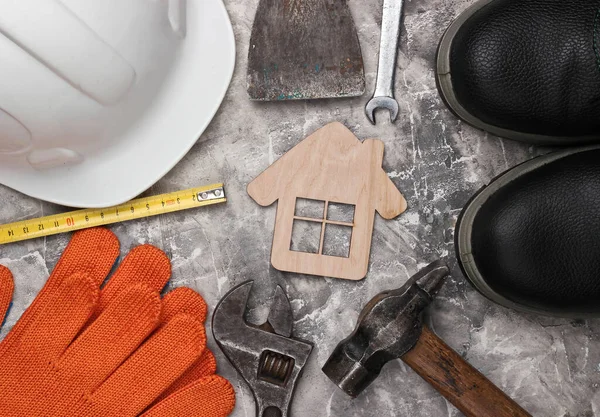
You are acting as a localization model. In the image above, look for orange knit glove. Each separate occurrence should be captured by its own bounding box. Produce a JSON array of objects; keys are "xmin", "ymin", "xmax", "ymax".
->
[{"xmin": 0, "ymin": 228, "xmax": 235, "ymax": 417}]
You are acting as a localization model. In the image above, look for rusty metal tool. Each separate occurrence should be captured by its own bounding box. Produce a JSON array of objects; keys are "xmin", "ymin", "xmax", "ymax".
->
[
  {"xmin": 247, "ymin": 0, "xmax": 365, "ymax": 101},
  {"xmin": 322, "ymin": 261, "xmax": 532, "ymax": 417},
  {"xmin": 365, "ymin": 0, "xmax": 405, "ymax": 124},
  {"xmin": 212, "ymin": 281, "xmax": 313, "ymax": 417}
]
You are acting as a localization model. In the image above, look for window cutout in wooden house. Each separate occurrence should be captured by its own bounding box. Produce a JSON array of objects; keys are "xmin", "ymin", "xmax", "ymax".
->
[
  {"xmin": 322, "ymin": 224, "xmax": 352, "ymax": 258},
  {"xmin": 290, "ymin": 219, "xmax": 322, "ymax": 254},
  {"xmin": 294, "ymin": 198, "xmax": 325, "ymax": 219},
  {"xmin": 327, "ymin": 202, "xmax": 355, "ymax": 223}
]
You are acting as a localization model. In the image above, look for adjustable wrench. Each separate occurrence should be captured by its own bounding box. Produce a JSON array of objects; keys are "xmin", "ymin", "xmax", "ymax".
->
[
  {"xmin": 365, "ymin": 0, "xmax": 405, "ymax": 124},
  {"xmin": 212, "ymin": 281, "xmax": 313, "ymax": 417}
]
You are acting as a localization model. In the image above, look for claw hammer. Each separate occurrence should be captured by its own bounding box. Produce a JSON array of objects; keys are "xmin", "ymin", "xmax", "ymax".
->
[{"xmin": 322, "ymin": 261, "xmax": 531, "ymax": 417}]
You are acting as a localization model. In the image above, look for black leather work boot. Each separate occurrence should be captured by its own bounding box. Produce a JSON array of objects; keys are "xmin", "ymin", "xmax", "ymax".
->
[
  {"xmin": 437, "ymin": 0, "xmax": 600, "ymax": 145},
  {"xmin": 455, "ymin": 146, "xmax": 600, "ymax": 317}
]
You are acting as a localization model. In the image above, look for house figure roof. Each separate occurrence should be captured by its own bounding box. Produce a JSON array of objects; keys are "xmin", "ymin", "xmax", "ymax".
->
[{"xmin": 248, "ymin": 122, "xmax": 406, "ymax": 280}]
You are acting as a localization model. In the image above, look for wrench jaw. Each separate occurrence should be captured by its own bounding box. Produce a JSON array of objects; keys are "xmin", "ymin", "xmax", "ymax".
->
[
  {"xmin": 212, "ymin": 281, "xmax": 314, "ymax": 417},
  {"xmin": 365, "ymin": 96, "xmax": 400, "ymax": 125},
  {"xmin": 212, "ymin": 281, "xmax": 254, "ymax": 327},
  {"xmin": 266, "ymin": 285, "xmax": 293, "ymax": 338}
]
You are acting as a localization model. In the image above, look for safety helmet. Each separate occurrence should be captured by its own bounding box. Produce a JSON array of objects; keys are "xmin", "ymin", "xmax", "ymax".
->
[{"xmin": 0, "ymin": 0, "xmax": 235, "ymax": 207}]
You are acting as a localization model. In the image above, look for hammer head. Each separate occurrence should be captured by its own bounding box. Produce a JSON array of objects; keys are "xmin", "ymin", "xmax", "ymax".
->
[{"xmin": 322, "ymin": 260, "xmax": 449, "ymax": 398}]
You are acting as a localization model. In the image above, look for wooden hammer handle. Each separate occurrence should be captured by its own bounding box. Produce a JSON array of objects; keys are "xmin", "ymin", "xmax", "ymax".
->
[{"xmin": 401, "ymin": 326, "xmax": 531, "ymax": 417}]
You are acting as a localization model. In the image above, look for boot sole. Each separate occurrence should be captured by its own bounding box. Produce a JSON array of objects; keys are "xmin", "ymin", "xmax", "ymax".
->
[
  {"xmin": 436, "ymin": 0, "xmax": 600, "ymax": 146},
  {"xmin": 455, "ymin": 145, "xmax": 600, "ymax": 317}
]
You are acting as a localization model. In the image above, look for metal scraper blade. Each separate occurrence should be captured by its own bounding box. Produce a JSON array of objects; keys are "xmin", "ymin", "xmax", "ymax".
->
[{"xmin": 247, "ymin": 0, "xmax": 366, "ymax": 101}]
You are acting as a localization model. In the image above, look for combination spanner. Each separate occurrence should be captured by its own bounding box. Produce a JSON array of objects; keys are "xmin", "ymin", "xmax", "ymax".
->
[{"xmin": 365, "ymin": 0, "xmax": 405, "ymax": 124}]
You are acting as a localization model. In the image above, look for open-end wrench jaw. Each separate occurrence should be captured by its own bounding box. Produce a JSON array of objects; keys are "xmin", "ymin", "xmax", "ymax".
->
[
  {"xmin": 212, "ymin": 281, "xmax": 313, "ymax": 417},
  {"xmin": 365, "ymin": 96, "xmax": 400, "ymax": 125},
  {"xmin": 365, "ymin": 0, "xmax": 405, "ymax": 125}
]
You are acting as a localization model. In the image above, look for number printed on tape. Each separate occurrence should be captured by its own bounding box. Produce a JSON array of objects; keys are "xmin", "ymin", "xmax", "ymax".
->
[{"xmin": 0, "ymin": 184, "xmax": 226, "ymax": 245}]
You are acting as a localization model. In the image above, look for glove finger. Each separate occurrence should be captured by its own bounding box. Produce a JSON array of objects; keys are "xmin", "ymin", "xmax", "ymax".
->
[
  {"xmin": 141, "ymin": 375, "xmax": 235, "ymax": 417},
  {"xmin": 81, "ymin": 313, "xmax": 206, "ymax": 416},
  {"xmin": 7, "ymin": 272, "xmax": 98, "ymax": 357},
  {"xmin": 95, "ymin": 245, "xmax": 171, "ymax": 318},
  {"xmin": 57, "ymin": 284, "xmax": 161, "ymax": 392},
  {"xmin": 151, "ymin": 287, "xmax": 214, "ymax": 405},
  {"xmin": 48, "ymin": 227, "xmax": 120, "ymax": 288},
  {"xmin": 0, "ymin": 228, "xmax": 118, "ymax": 354},
  {"xmin": 155, "ymin": 348, "xmax": 217, "ymax": 405},
  {"xmin": 0, "ymin": 265, "xmax": 14, "ymax": 329},
  {"xmin": 161, "ymin": 287, "xmax": 207, "ymax": 324},
  {"xmin": 0, "ymin": 272, "xmax": 98, "ymax": 394}
]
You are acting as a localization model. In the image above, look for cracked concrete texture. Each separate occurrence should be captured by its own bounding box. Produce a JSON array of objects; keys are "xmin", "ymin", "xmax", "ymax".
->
[{"xmin": 0, "ymin": 0, "xmax": 598, "ymax": 415}]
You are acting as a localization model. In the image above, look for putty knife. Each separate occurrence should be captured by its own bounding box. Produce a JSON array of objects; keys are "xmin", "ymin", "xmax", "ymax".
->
[{"xmin": 247, "ymin": 0, "xmax": 365, "ymax": 101}]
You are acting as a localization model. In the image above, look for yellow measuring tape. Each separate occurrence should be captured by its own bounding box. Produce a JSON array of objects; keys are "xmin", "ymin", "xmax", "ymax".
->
[{"xmin": 0, "ymin": 183, "xmax": 226, "ymax": 245}]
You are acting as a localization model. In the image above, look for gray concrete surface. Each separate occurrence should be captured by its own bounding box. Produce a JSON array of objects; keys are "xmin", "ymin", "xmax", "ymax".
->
[{"xmin": 1, "ymin": 0, "xmax": 598, "ymax": 415}]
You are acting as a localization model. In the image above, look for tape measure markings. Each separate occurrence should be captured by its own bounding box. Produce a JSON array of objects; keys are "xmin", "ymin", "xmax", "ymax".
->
[{"xmin": 0, "ymin": 183, "xmax": 226, "ymax": 245}]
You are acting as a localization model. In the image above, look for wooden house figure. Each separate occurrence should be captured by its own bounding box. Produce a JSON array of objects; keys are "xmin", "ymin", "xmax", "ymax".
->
[{"xmin": 247, "ymin": 122, "xmax": 407, "ymax": 280}]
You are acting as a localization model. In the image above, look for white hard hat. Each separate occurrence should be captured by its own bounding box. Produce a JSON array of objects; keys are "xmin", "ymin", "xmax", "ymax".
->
[{"xmin": 0, "ymin": 0, "xmax": 235, "ymax": 208}]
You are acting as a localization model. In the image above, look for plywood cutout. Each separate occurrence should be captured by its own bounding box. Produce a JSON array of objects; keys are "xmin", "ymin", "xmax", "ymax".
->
[{"xmin": 247, "ymin": 122, "xmax": 407, "ymax": 280}]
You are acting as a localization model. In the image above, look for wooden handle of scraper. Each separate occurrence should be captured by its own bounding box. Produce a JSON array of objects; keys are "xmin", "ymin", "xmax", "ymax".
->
[{"xmin": 401, "ymin": 326, "xmax": 531, "ymax": 417}]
